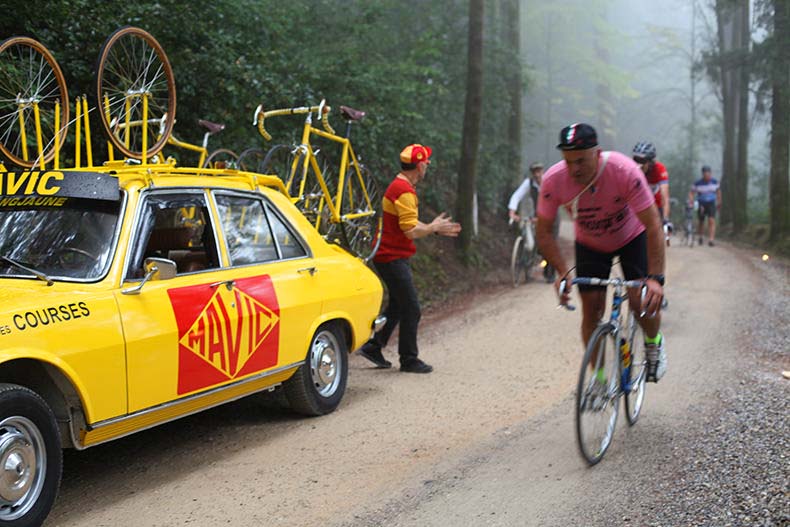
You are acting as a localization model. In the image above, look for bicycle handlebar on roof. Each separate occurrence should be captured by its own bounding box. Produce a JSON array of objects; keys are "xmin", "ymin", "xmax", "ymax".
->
[{"xmin": 252, "ymin": 100, "xmax": 335, "ymax": 141}]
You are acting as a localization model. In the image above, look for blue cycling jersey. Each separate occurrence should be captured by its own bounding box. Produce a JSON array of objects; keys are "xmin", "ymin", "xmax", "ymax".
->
[{"xmin": 692, "ymin": 178, "xmax": 719, "ymax": 203}]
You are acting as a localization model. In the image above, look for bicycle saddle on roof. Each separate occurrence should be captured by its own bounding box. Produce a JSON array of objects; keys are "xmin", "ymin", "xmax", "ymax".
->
[
  {"xmin": 198, "ymin": 120, "xmax": 225, "ymax": 134},
  {"xmin": 340, "ymin": 106, "xmax": 365, "ymax": 122}
]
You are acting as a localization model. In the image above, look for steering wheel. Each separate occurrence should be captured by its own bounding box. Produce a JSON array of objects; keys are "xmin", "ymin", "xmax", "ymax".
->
[{"xmin": 58, "ymin": 247, "xmax": 100, "ymax": 268}]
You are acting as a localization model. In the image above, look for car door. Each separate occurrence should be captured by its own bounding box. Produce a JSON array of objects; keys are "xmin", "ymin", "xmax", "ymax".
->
[
  {"xmin": 115, "ymin": 189, "xmax": 238, "ymax": 413},
  {"xmin": 211, "ymin": 191, "xmax": 323, "ymax": 368}
]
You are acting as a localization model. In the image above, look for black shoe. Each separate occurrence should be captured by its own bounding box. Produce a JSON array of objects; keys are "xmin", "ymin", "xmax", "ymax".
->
[
  {"xmin": 399, "ymin": 359, "xmax": 433, "ymax": 374},
  {"xmin": 357, "ymin": 343, "xmax": 391, "ymax": 369},
  {"xmin": 708, "ymin": 240, "xmax": 715, "ymax": 247},
  {"xmin": 698, "ymin": 236, "xmax": 703, "ymax": 245}
]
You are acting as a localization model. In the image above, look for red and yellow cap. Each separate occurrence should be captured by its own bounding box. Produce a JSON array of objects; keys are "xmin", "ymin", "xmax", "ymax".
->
[{"xmin": 400, "ymin": 144, "xmax": 432, "ymax": 165}]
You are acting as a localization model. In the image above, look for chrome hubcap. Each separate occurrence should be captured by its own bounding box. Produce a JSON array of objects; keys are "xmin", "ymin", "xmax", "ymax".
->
[
  {"xmin": 310, "ymin": 331, "xmax": 342, "ymax": 398},
  {"xmin": 0, "ymin": 417, "xmax": 46, "ymax": 520}
]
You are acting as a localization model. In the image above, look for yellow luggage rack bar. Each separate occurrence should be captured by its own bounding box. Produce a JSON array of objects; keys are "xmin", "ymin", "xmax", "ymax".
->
[{"xmin": 58, "ymin": 164, "xmax": 289, "ymax": 196}]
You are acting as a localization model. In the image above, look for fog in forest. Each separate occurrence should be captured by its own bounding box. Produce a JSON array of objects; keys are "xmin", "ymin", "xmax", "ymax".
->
[{"xmin": 520, "ymin": 0, "xmax": 769, "ymax": 198}]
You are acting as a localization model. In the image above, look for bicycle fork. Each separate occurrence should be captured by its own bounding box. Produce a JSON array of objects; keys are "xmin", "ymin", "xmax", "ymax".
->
[{"xmin": 611, "ymin": 293, "xmax": 633, "ymax": 394}]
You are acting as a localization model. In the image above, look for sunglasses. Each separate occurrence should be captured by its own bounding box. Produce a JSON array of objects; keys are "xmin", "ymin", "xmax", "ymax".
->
[{"xmin": 633, "ymin": 156, "xmax": 649, "ymax": 164}]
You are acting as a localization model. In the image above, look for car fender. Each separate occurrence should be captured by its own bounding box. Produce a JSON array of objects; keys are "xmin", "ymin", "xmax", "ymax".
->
[{"xmin": 0, "ymin": 348, "xmax": 92, "ymax": 423}]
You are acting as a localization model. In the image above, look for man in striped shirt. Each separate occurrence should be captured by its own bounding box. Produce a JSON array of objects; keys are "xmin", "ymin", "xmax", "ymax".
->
[
  {"xmin": 688, "ymin": 165, "xmax": 722, "ymax": 246},
  {"xmin": 357, "ymin": 144, "xmax": 461, "ymax": 373}
]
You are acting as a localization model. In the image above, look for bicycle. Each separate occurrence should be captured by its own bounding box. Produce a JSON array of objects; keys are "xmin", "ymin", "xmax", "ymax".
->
[
  {"xmin": 154, "ymin": 115, "xmax": 239, "ymax": 169},
  {"xmin": 558, "ymin": 276, "xmax": 648, "ymax": 465},
  {"xmin": 682, "ymin": 204, "xmax": 696, "ymax": 247},
  {"xmin": 510, "ymin": 217, "xmax": 540, "ymax": 286},
  {"xmin": 241, "ymin": 100, "xmax": 382, "ymax": 261},
  {"xmin": 0, "ymin": 36, "xmax": 69, "ymax": 168}
]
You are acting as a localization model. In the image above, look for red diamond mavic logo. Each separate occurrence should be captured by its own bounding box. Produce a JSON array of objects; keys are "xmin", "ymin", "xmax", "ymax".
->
[{"xmin": 168, "ymin": 275, "xmax": 280, "ymax": 395}]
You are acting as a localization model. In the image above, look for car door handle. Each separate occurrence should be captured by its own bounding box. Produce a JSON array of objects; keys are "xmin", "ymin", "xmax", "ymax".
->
[
  {"xmin": 210, "ymin": 279, "xmax": 235, "ymax": 290},
  {"xmin": 297, "ymin": 267, "xmax": 318, "ymax": 276}
]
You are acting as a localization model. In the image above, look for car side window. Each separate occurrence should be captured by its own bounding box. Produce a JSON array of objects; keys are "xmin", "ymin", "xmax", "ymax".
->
[
  {"xmin": 265, "ymin": 203, "xmax": 307, "ymax": 259},
  {"xmin": 215, "ymin": 194, "xmax": 278, "ymax": 265},
  {"xmin": 128, "ymin": 193, "xmax": 220, "ymax": 278}
]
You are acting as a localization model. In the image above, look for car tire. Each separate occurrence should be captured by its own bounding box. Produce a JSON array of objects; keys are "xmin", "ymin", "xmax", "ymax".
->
[
  {"xmin": 0, "ymin": 384, "xmax": 62, "ymax": 527},
  {"xmin": 284, "ymin": 323, "xmax": 348, "ymax": 416}
]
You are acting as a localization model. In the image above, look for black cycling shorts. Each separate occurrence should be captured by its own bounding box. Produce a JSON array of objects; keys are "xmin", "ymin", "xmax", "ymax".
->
[
  {"xmin": 698, "ymin": 201, "xmax": 716, "ymax": 220},
  {"xmin": 574, "ymin": 231, "xmax": 647, "ymax": 291}
]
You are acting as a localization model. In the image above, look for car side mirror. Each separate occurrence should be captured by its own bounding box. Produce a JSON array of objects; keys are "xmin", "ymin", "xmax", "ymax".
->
[
  {"xmin": 121, "ymin": 257, "xmax": 177, "ymax": 295},
  {"xmin": 145, "ymin": 257, "xmax": 177, "ymax": 280}
]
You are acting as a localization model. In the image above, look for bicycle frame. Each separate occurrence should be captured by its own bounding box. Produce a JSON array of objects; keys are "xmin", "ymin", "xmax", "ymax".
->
[
  {"xmin": 561, "ymin": 276, "xmax": 645, "ymax": 392},
  {"xmin": 255, "ymin": 102, "xmax": 376, "ymax": 229}
]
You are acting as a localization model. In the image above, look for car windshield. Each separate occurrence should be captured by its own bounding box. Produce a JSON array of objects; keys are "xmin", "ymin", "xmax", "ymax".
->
[{"xmin": 0, "ymin": 199, "xmax": 122, "ymax": 281}]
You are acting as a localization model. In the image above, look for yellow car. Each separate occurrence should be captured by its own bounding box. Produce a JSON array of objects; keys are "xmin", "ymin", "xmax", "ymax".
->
[{"xmin": 0, "ymin": 165, "xmax": 383, "ymax": 526}]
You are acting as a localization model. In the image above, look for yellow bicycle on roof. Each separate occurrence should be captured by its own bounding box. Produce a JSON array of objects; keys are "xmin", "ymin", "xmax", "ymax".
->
[{"xmin": 239, "ymin": 100, "xmax": 382, "ymax": 262}]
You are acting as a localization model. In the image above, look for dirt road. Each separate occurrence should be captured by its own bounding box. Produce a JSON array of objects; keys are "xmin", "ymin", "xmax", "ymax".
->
[{"xmin": 46, "ymin": 239, "xmax": 787, "ymax": 526}]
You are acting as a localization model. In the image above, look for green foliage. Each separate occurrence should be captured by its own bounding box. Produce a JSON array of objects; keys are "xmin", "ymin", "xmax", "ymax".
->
[{"xmin": 2, "ymin": 0, "xmax": 501, "ymax": 214}]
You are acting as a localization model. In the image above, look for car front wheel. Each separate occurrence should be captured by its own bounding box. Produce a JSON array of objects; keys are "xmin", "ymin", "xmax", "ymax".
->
[
  {"xmin": 0, "ymin": 384, "xmax": 62, "ymax": 527},
  {"xmin": 284, "ymin": 323, "xmax": 348, "ymax": 416}
]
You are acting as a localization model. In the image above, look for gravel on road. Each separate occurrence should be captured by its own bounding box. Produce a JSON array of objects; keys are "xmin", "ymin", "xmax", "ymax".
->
[{"xmin": 575, "ymin": 251, "xmax": 789, "ymax": 527}]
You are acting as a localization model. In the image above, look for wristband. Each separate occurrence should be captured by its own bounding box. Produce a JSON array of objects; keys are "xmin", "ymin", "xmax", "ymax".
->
[{"xmin": 646, "ymin": 274, "xmax": 665, "ymax": 286}]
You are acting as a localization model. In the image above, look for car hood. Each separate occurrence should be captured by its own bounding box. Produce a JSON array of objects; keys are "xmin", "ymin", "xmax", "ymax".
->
[{"xmin": 0, "ymin": 280, "xmax": 99, "ymax": 315}]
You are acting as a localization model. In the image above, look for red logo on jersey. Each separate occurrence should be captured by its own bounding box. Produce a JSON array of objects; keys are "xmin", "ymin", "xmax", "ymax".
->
[{"xmin": 168, "ymin": 275, "xmax": 280, "ymax": 394}]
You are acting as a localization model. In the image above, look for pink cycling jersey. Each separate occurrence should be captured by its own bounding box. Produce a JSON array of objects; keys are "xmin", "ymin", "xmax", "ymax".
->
[{"xmin": 537, "ymin": 151, "xmax": 655, "ymax": 253}]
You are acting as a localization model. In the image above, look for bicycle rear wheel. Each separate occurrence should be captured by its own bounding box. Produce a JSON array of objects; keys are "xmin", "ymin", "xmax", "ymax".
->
[
  {"xmin": 203, "ymin": 148, "xmax": 239, "ymax": 169},
  {"xmin": 338, "ymin": 164, "xmax": 382, "ymax": 262},
  {"xmin": 0, "ymin": 37, "xmax": 69, "ymax": 168},
  {"xmin": 511, "ymin": 236, "xmax": 525, "ymax": 287},
  {"xmin": 95, "ymin": 26, "xmax": 176, "ymax": 159},
  {"xmin": 576, "ymin": 322, "xmax": 620, "ymax": 465},
  {"xmin": 623, "ymin": 311, "xmax": 646, "ymax": 425}
]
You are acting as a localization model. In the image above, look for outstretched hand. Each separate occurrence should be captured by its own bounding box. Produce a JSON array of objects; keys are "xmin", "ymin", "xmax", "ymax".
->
[{"xmin": 431, "ymin": 212, "xmax": 462, "ymax": 237}]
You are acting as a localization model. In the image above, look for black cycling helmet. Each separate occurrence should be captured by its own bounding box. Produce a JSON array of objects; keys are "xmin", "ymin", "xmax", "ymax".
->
[
  {"xmin": 701, "ymin": 165, "xmax": 712, "ymax": 173},
  {"xmin": 632, "ymin": 141, "xmax": 657, "ymax": 161}
]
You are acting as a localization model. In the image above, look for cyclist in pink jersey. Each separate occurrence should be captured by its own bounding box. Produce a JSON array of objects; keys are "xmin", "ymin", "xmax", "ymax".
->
[{"xmin": 536, "ymin": 123, "xmax": 667, "ymax": 382}]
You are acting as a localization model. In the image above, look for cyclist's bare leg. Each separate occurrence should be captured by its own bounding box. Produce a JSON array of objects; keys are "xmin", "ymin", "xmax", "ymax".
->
[
  {"xmin": 580, "ymin": 289, "xmax": 607, "ymax": 371},
  {"xmin": 580, "ymin": 289, "xmax": 607, "ymax": 345},
  {"xmin": 627, "ymin": 288, "xmax": 661, "ymax": 339},
  {"xmin": 708, "ymin": 216, "xmax": 716, "ymax": 242}
]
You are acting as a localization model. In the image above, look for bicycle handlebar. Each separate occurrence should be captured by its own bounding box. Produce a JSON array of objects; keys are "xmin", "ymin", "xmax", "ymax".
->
[
  {"xmin": 253, "ymin": 101, "xmax": 335, "ymax": 141},
  {"xmin": 558, "ymin": 277, "xmax": 647, "ymax": 312}
]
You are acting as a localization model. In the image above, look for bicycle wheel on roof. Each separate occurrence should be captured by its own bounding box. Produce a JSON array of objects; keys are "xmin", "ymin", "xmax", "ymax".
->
[
  {"xmin": 0, "ymin": 37, "xmax": 69, "ymax": 168},
  {"xmin": 95, "ymin": 26, "xmax": 176, "ymax": 160}
]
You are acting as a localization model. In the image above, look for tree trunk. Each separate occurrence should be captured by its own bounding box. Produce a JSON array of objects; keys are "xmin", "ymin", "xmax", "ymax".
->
[
  {"xmin": 505, "ymin": 0, "xmax": 522, "ymax": 189},
  {"xmin": 734, "ymin": 0, "xmax": 750, "ymax": 232},
  {"xmin": 456, "ymin": 0, "xmax": 484, "ymax": 256},
  {"xmin": 715, "ymin": 0, "xmax": 750, "ymax": 229},
  {"xmin": 770, "ymin": 0, "xmax": 790, "ymax": 242}
]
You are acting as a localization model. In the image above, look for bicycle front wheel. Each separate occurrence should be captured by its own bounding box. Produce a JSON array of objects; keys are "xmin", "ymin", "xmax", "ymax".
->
[
  {"xmin": 576, "ymin": 322, "xmax": 620, "ymax": 465},
  {"xmin": 511, "ymin": 236, "xmax": 525, "ymax": 287},
  {"xmin": 623, "ymin": 311, "xmax": 646, "ymax": 425},
  {"xmin": 203, "ymin": 148, "xmax": 239, "ymax": 169},
  {"xmin": 237, "ymin": 147, "xmax": 267, "ymax": 173},
  {"xmin": 95, "ymin": 26, "xmax": 176, "ymax": 159},
  {"xmin": 0, "ymin": 37, "xmax": 69, "ymax": 168},
  {"xmin": 339, "ymin": 165, "xmax": 382, "ymax": 262}
]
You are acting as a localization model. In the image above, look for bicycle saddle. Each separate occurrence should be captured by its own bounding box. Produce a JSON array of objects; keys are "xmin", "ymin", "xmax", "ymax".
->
[
  {"xmin": 340, "ymin": 106, "xmax": 366, "ymax": 122},
  {"xmin": 198, "ymin": 120, "xmax": 226, "ymax": 134}
]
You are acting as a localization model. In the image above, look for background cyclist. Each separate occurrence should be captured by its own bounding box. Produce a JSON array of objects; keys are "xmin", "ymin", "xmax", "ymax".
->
[
  {"xmin": 508, "ymin": 162, "xmax": 557, "ymax": 281},
  {"xmin": 536, "ymin": 123, "xmax": 667, "ymax": 382},
  {"xmin": 689, "ymin": 165, "xmax": 721, "ymax": 246},
  {"xmin": 632, "ymin": 141, "xmax": 672, "ymax": 240}
]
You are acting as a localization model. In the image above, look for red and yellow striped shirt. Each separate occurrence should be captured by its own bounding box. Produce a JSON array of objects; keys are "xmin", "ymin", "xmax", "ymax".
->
[{"xmin": 374, "ymin": 175, "xmax": 419, "ymax": 263}]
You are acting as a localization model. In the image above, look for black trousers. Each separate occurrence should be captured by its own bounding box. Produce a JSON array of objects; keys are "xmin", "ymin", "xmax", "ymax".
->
[{"xmin": 369, "ymin": 258, "xmax": 421, "ymax": 364}]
